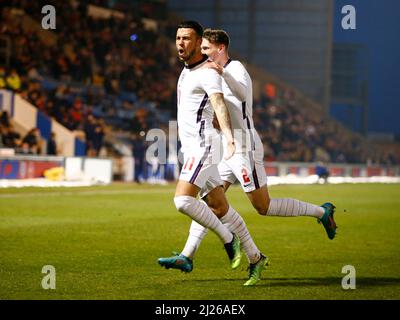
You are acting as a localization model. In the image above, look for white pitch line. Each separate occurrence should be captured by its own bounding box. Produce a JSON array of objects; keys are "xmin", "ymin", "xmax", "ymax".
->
[{"xmin": 0, "ymin": 188, "xmax": 173, "ymax": 199}]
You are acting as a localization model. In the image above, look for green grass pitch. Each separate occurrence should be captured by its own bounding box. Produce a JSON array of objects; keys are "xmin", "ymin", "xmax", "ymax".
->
[{"xmin": 0, "ymin": 183, "xmax": 399, "ymax": 300}]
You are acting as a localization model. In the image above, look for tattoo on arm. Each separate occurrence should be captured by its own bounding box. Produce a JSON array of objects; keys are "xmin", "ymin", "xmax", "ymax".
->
[{"xmin": 209, "ymin": 93, "xmax": 234, "ymax": 141}]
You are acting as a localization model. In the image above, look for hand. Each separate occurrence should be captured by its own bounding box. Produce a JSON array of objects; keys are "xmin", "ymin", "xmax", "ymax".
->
[
  {"xmin": 224, "ymin": 140, "xmax": 235, "ymax": 160},
  {"xmin": 204, "ymin": 60, "xmax": 223, "ymax": 75}
]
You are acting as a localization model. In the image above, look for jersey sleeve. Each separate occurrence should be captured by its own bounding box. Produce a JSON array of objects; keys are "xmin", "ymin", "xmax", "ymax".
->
[
  {"xmin": 222, "ymin": 62, "xmax": 247, "ymax": 102},
  {"xmin": 200, "ymin": 68, "xmax": 223, "ymax": 96}
]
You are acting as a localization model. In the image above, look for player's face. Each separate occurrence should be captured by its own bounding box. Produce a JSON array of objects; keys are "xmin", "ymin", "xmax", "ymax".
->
[
  {"xmin": 176, "ymin": 28, "xmax": 201, "ymax": 63},
  {"xmin": 201, "ymin": 39, "xmax": 221, "ymax": 63}
]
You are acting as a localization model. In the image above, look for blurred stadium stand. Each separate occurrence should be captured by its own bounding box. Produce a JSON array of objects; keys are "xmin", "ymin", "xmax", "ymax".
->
[{"xmin": 0, "ymin": 0, "xmax": 399, "ymax": 183}]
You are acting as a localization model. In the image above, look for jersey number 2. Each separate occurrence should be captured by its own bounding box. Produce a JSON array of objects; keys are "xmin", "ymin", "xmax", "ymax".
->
[{"xmin": 242, "ymin": 168, "xmax": 251, "ymax": 183}]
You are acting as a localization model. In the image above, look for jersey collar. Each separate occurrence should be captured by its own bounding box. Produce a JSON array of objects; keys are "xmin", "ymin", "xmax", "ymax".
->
[
  {"xmin": 185, "ymin": 55, "xmax": 208, "ymax": 69},
  {"xmin": 224, "ymin": 58, "xmax": 232, "ymax": 68}
]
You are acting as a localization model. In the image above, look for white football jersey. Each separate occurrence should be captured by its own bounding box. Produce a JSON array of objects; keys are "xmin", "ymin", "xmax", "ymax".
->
[
  {"xmin": 177, "ymin": 56, "xmax": 222, "ymax": 152},
  {"xmin": 221, "ymin": 59, "xmax": 263, "ymax": 153}
]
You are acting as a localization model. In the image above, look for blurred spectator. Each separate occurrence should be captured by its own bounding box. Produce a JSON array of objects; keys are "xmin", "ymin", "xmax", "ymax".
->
[
  {"xmin": 316, "ymin": 162, "xmax": 330, "ymax": 183},
  {"xmin": 69, "ymin": 97, "xmax": 84, "ymax": 129},
  {"xmin": 0, "ymin": 125, "xmax": 5, "ymax": 148},
  {"xmin": 91, "ymin": 119, "xmax": 105, "ymax": 156},
  {"xmin": 84, "ymin": 115, "xmax": 105, "ymax": 156},
  {"xmin": 47, "ymin": 132, "xmax": 58, "ymax": 155},
  {"xmin": 6, "ymin": 68, "xmax": 21, "ymax": 92},
  {"xmin": 0, "ymin": 67, "xmax": 6, "ymax": 89},
  {"xmin": 27, "ymin": 62, "xmax": 44, "ymax": 81},
  {"xmin": 0, "ymin": 110, "xmax": 10, "ymax": 127},
  {"xmin": 21, "ymin": 128, "xmax": 41, "ymax": 154},
  {"xmin": 2, "ymin": 124, "xmax": 21, "ymax": 148},
  {"xmin": 17, "ymin": 142, "xmax": 32, "ymax": 155},
  {"xmin": 132, "ymin": 133, "xmax": 146, "ymax": 183}
]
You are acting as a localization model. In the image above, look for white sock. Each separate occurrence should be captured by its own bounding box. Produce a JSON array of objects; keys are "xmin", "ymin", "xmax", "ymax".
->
[
  {"xmin": 220, "ymin": 206, "xmax": 261, "ymax": 264},
  {"xmin": 181, "ymin": 220, "xmax": 208, "ymax": 259},
  {"xmin": 267, "ymin": 198, "xmax": 324, "ymax": 218},
  {"xmin": 174, "ymin": 195, "xmax": 233, "ymax": 244}
]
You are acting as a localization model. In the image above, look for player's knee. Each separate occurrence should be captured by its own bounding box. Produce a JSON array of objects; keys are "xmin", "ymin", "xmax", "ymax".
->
[
  {"xmin": 204, "ymin": 200, "xmax": 218, "ymax": 216},
  {"xmin": 202, "ymin": 193, "xmax": 227, "ymax": 218},
  {"xmin": 212, "ymin": 203, "xmax": 229, "ymax": 218},
  {"xmin": 202, "ymin": 198, "xmax": 218, "ymax": 216},
  {"xmin": 253, "ymin": 199, "xmax": 270, "ymax": 216},
  {"xmin": 254, "ymin": 205, "xmax": 267, "ymax": 216},
  {"xmin": 174, "ymin": 195, "xmax": 195, "ymax": 214}
]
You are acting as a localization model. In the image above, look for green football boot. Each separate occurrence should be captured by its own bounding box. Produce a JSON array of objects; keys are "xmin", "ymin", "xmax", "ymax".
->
[
  {"xmin": 318, "ymin": 202, "xmax": 337, "ymax": 240},
  {"xmin": 224, "ymin": 233, "xmax": 242, "ymax": 270},
  {"xmin": 157, "ymin": 252, "xmax": 193, "ymax": 273},
  {"xmin": 244, "ymin": 253, "xmax": 269, "ymax": 286}
]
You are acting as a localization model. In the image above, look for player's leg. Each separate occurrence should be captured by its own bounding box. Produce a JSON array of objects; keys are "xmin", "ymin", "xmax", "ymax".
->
[
  {"xmin": 176, "ymin": 176, "xmax": 242, "ymax": 269},
  {"xmin": 170, "ymin": 162, "xmax": 242, "ymax": 269},
  {"xmin": 159, "ymin": 180, "xmax": 240, "ymax": 271},
  {"xmin": 180, "ymin": 217, "xmax": 209, "ymax": 261},
  {"xmin": 177, "ymin": 179, "xmax": 232, "ymax": 265},
  {"xmin": 250, "ymin": 185, "xmax": 324, "ymax": 218},
  {"xmin": 174, "ymin": 179, "xmax": 238, "ymax": 248},
  {"xmin": 177, "ymin": 180, "xmax": 231, "ymax": 264},
  {"xmin": 203, "ymin": 185, "xmax": 262, "ymax": 266},
  {"xmin": 243, "ymin": 148, "xmax": 337, "ymax": 239},
  {"xmin": 159, "ymin": 148, "xmax": 240, "ymax": 271},
  {"xmin": 217, "ymin": 155, "xmax": 269, "ymax": 285},
  {"xmin": 178, "ymin": 176, "xmax": 225, "ymax": 262},
  {"xmin": 222, "ymin": 180, "xmax": 232, "ymax": 192},
  {"xmin": 247, "ymin": 185, "xmax": 337, "ymax": 239}
]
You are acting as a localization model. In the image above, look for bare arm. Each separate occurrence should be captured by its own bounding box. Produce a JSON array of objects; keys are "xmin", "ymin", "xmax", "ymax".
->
[{"xmin": 209, "ymin": 92, "xmax": 235, "ymax": 159}]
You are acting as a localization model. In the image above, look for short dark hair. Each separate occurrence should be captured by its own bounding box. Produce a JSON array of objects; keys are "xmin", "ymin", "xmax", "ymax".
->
[
  {"xmin": 177, "ymin": 20, "xmax": 204, "ymax": 37},
  {"xmin": 202, "ymin": 29, "xmax": 230, "ymax": 48}
]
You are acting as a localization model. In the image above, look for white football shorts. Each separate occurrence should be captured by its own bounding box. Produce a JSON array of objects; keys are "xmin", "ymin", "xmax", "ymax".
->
[
  {"xmin": 199, "ymin": 147, "xmax": 267, "ymax": 198},
  {"xmin": 219, "ymin": 147, "xmax": 267, "ymax": 193},
  {"xmin": 179, "ymin": 142, "xmax": 224, "ymax": 191}
]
